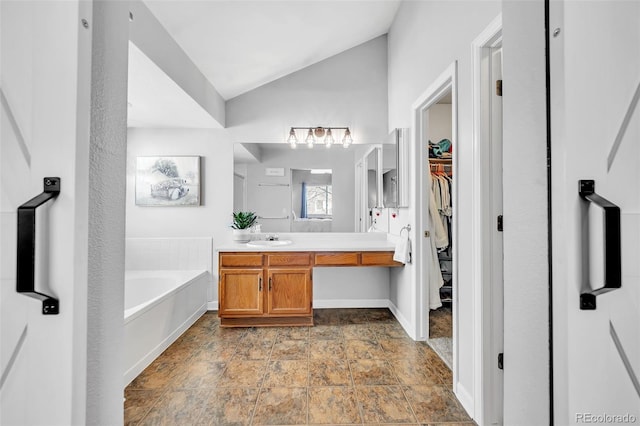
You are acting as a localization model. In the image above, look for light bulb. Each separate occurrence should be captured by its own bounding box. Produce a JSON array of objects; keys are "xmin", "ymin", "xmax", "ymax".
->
[
  {"xmin": 324, "ymin": 129, "xmax": 335, "ymax": 148},
  {"xmin": 305, "ymin": 129, "xmax": 315, "ymax": 148},
  {"xmin": 342, "ymin": 128, "xmax": 353, "ymax": 148},
  {"xmin": 287, "ymin": 128, "xmax": 298, "ymax": 147}
]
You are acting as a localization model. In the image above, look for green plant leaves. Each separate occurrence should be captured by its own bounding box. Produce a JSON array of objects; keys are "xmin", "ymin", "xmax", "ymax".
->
[{"xmin": 231, "ymin": 211, "xmax": 258, "ymax": 229}]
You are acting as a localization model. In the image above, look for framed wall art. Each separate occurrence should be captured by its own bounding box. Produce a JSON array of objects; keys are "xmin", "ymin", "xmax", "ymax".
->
[{"xmin": 135, "ymin": 156, "xmax": 201, "ymax": 206}]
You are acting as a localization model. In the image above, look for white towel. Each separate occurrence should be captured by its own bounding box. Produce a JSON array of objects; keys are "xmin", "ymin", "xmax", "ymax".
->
[{"xmin": 393, "ymin": 235, "xmax": 412, "ymax": 264}]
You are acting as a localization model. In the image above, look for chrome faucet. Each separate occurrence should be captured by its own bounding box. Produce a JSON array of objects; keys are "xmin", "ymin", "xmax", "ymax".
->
[{"xmin": 265, "ymin": 234, "xmax": 279, "ymax": 241}]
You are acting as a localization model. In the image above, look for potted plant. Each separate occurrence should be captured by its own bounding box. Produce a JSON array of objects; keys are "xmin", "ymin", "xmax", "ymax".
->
[{"xmin": 231, "ymin": 211, "xmax": 257, "ymax": 243}]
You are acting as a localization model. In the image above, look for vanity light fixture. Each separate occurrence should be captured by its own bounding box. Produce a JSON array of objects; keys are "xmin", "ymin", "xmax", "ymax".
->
[{"xmin": 286, "ymin": 126, "xmax": 353, "ymax": 149}]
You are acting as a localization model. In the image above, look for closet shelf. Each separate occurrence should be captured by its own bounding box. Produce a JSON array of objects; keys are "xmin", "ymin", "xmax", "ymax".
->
[{"xmin": 428, "ymin": 158, "xmax": 452, "ymax": 164}]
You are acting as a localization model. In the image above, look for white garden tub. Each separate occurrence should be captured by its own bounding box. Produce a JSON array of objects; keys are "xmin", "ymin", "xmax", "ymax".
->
[{"xmin": 123, "ymin": 269, "xmax": 208, "ymax": 386}]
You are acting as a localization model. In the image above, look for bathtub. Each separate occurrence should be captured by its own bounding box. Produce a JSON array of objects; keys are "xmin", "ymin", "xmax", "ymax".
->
[{"xmin": 123, "ymin": 269, "xmax": 209, "ymax": 386}]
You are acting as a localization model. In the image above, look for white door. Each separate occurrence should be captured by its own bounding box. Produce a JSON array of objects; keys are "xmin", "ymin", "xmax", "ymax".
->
[
  {"xmin": 1, "ymin": 1, "xmax": 92, "ymax": 424},
  {"xmin": 489, "ymin": 46, "xmax": 504, "ymax": 426},
  {"xmin": 550, "ymin": 1, "xmax": 640, "ymax": 423}
]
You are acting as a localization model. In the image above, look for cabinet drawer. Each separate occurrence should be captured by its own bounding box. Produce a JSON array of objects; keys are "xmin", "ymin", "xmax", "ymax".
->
[
  {"xmin": 314, "ymin": 252, "xmax": 359, "ymax": 266},
  {"xmin": 360, "ymin": 251, "xmax": 402, "ymax": 267},
  {"xmin": 220, "ymin": 253, "xmax": 263, "ymax": 267},
  {"xmin": 267, "ymin": 253, "xmax": 311, "ymax": 266}
]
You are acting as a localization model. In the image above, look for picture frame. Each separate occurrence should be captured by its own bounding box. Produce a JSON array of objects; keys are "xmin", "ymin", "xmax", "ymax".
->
[{"xmin": 135, "ymin": 156, "xmax": 201, "ymax": 206}]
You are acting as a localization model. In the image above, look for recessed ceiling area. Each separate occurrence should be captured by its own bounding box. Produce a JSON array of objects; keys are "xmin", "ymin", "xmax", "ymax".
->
[
  {"xmin": 142, "ymin": 0, "xmax": 401, "ymax": 100},
  {"xmin": 127, "ymin": 42, "xmax": 222, "ymax": 128}
]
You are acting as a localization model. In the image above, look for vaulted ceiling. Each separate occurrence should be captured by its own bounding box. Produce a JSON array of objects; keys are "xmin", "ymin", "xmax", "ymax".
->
[{"xmin": 142, "ymin": 0, "xmax": 401, "ymax": 100}]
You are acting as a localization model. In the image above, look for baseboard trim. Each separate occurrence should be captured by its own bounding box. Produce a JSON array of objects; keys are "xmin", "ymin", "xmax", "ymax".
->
[
  {"xmin": 455, "ymin": 381, "xmax": 475, "ymax": 420},
  {"xmin": 313, "ymin": 299, "xmax": 390, "ymax": 309},
  {"xmin": 388, "ymin": 300, "xmax": 415, "ymax": 339},
  {"xmin": 207, "ymin": 299, "xmax": 390, "ymax": 311}
]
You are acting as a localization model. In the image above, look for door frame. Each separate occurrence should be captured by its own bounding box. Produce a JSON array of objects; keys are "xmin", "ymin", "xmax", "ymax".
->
[
  {"xmin": 412, "ymin": 61, "xmax": 459, "ymax": 385},
  {"xmin": 471, "ymin": 15, "xmax": 504, "ymax": 426}
]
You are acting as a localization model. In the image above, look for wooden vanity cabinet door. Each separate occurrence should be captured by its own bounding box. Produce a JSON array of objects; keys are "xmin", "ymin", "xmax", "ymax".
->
[
  {"xmin": 266, "ymin": 268, "xmax": 312, "ymax": 316},
  {"xmin": 219, "ymin": 269, "xmax": 264, "ymax": 316}
]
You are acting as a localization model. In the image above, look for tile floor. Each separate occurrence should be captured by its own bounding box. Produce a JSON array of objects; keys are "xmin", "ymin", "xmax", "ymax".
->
[
  {"xmin": 125, "ymin": 308, "xmax": 473, "ymax": 425},
  {"xmin": 428, "ymin": 307, "xmax": 453, "ymax": 369},
  {"xmin": 428, "ymin": 307, "xmax": 452, "ymax": 340}
]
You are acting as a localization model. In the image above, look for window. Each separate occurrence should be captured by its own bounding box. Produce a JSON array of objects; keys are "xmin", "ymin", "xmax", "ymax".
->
[{"xmin": 306, "ymin": 185, "xmax": 332, "ymax": 217}]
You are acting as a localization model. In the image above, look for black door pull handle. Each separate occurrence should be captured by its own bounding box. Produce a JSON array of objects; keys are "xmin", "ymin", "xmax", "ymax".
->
[
  {"xmin": 578, "ymin": 180, "xmax": 621, "ymax": 310},
  {"xmin": 17, "ymin": 177, "xmax": 61, "ymax": 314}
]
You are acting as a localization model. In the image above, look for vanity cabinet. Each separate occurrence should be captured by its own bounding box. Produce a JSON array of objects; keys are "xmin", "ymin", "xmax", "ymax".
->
[
  {"xmin": 219, "ymin": 252, "xmax": 313, "ymax": 327},
  {"xmin": 218, "ymin": 249, "xmax": 402, "ymax": 327}
]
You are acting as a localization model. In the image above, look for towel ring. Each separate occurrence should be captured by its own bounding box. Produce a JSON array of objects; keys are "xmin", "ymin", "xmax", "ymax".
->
[{"xmin": 400, "ymin": 224, "xmax": 411, "ymax": 236}]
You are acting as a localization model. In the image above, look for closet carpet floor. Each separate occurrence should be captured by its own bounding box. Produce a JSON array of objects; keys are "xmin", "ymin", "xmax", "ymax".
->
[{"xmin": 125, "ymin": 308, "xmax": 474, "ymax": 426}]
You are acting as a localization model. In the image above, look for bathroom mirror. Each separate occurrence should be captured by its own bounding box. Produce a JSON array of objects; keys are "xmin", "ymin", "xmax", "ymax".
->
[
  {"xmin": 382, "ymin": 144, "xmax": 397, "ymax": 208},
  {"xmin": 383, "ymin": 128, "xmax": 409, "ymax": 208},
  {"xmin": 233, "ymin": 142, "xmax": 389, "ymax": 232},
  {"xmin": 365, "ymin": 147, "xmax": 379, "ymax": 209}
]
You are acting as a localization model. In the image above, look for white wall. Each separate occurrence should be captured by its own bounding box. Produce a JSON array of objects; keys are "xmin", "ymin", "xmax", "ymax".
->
[
  {"xmin": 388, "ymin": 1, "xmax": 549, "ymax": 424},
  {"xmin": 86, "ymin": 2, "xmax": 129, "ymax": 424},
  {"xmin": 226, "ymin": 35, "xmax": 388, "ymax": 144},
  {"xmin": 387, "ymin": 0, "xmax": 501, "ymax": 418},
  {"xmin": 501, "ymin": 1, "xmax": 549, "ymax": 424},
  {"xmin": 126, "ymin": 128, "xmax": 234, "ymax": 303},
  {"xmin": 427, "ymin": 103, "xmax": 453, "ymax": 144},
  {"xmin": 314, "ymin": 267, "xmax": 390, "ymax": 308}
]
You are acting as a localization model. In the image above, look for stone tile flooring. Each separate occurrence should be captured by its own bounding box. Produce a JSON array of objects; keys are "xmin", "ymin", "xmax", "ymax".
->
[
  {"xmin": 428, "ymin": 307, "xmax": 452, "ymax": 340},
  {"xmin": 428, "ymin": 307, "xmax": 453, "ymax": 369},
  {"xmin": 125, "ymin": 308, "xmax": 473, "ymax": 425}
]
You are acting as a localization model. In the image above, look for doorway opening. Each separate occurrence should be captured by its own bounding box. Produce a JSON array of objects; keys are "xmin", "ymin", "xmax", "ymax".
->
[
  {"xmin": 412, "ymin": 61, "xmax": 459, "ymax": 387},
  {"xmin": 425, "ymin": 93, "xmax": 454, "ymax": 368}
]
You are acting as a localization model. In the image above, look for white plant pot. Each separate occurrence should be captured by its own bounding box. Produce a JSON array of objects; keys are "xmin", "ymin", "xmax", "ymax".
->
[{"xmin": 232, "ymin": 229, "xmax": 251, "ymax": 243}]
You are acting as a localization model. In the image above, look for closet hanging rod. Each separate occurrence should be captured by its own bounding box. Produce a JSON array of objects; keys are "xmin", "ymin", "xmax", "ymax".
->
[{"xmin": 258, "ymin": 183, "xmax": 290, "ymax": 187}]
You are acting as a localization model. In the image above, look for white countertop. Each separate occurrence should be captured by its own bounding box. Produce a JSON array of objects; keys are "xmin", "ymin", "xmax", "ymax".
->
[{"xmin": 217, "ymin": 232, "xmax": 399, "ymax": 252}]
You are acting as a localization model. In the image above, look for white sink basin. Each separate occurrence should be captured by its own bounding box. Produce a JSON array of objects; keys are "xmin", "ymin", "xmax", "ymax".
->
[{"xmin": 246, "ymin": 240, "xmax": 293, "ymax": 248}]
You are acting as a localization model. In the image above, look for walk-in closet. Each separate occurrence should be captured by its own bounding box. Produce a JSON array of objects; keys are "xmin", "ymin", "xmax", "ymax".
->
[{"xmin": 426, "ymin": 93, "xmax": 454, "ymax": 369}]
